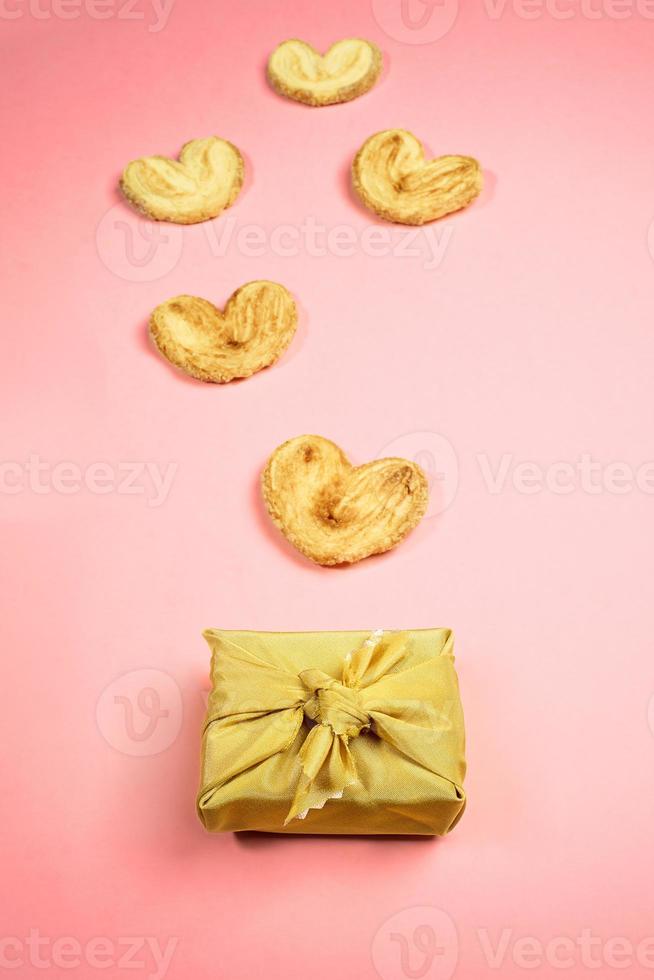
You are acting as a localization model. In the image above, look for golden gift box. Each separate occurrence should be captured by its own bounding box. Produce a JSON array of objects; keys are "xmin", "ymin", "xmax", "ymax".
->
[{"xmin": 197, "ymin": 628, "xmax": 466, "ymax": 835}]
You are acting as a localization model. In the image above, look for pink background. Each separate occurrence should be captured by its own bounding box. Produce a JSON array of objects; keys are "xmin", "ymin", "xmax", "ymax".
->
[{"xmin": 2, "ymin": 0, "xmax": 654, "ymax": 977}]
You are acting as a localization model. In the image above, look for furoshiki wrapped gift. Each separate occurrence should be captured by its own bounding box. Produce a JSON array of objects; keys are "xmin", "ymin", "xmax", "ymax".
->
[{"xmin": 197, "ymin": 628, "xmax": 466, "ymax": 835}]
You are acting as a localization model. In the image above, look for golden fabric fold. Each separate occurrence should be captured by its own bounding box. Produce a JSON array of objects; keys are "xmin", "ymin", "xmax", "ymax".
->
[{"xmin": 197, "ymin": 628, "xmax": 466, "ymax": 835}]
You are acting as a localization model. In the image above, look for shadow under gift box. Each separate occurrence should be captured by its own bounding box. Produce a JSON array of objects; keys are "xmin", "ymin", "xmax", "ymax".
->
[{"xmin": 197, "ymin": 628, "xmax": 466, "ymax": 835}]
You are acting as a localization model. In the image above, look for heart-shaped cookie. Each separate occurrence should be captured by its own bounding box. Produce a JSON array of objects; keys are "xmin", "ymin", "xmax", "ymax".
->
[
  {"xmin": 149, "ymin": 281, "xmax": 297, "ymax": 383},
  {"xmin": 262, "ymin": 435, "xmax": 428, "ymax": 565},
  {"xmin": 352, "ymin": 129, "xmax": 482, "ymax": 225},
  {"xmin": 267, "ymin": 38, "xmax": 382, "ymax": 106},
  {"xmin": 120, "ymin": 136, "xmax": 244, "ymax": 224}
]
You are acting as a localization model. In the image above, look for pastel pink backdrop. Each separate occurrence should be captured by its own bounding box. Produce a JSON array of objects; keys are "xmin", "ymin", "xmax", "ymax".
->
[{"xmin": 2, "ymin": 1, "xmax": 654, "ymax": 978}]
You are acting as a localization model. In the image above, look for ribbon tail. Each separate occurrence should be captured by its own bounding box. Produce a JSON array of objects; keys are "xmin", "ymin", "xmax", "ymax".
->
[
  {"xmin": 284, "ymin": 726, "xmax": 358, "ymax": 825},
  {"xmin": 342, "ymin": 630, "xmax": 409, "ymax": 688}
]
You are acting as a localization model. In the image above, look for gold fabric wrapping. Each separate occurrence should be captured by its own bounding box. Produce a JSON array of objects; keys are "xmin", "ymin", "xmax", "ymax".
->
[{"xmin": 197, "ymin": 628, "xmax": 466, "ymax": 835}]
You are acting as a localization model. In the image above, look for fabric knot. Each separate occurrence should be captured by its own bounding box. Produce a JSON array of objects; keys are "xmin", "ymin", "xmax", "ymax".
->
[
  {"xmin": 299, "ymin": 669, "xmax": 370, "ymax": 738},
  {"xmin": 284, "ymin": 631, "xmax": 409, "ymax": 825}
]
